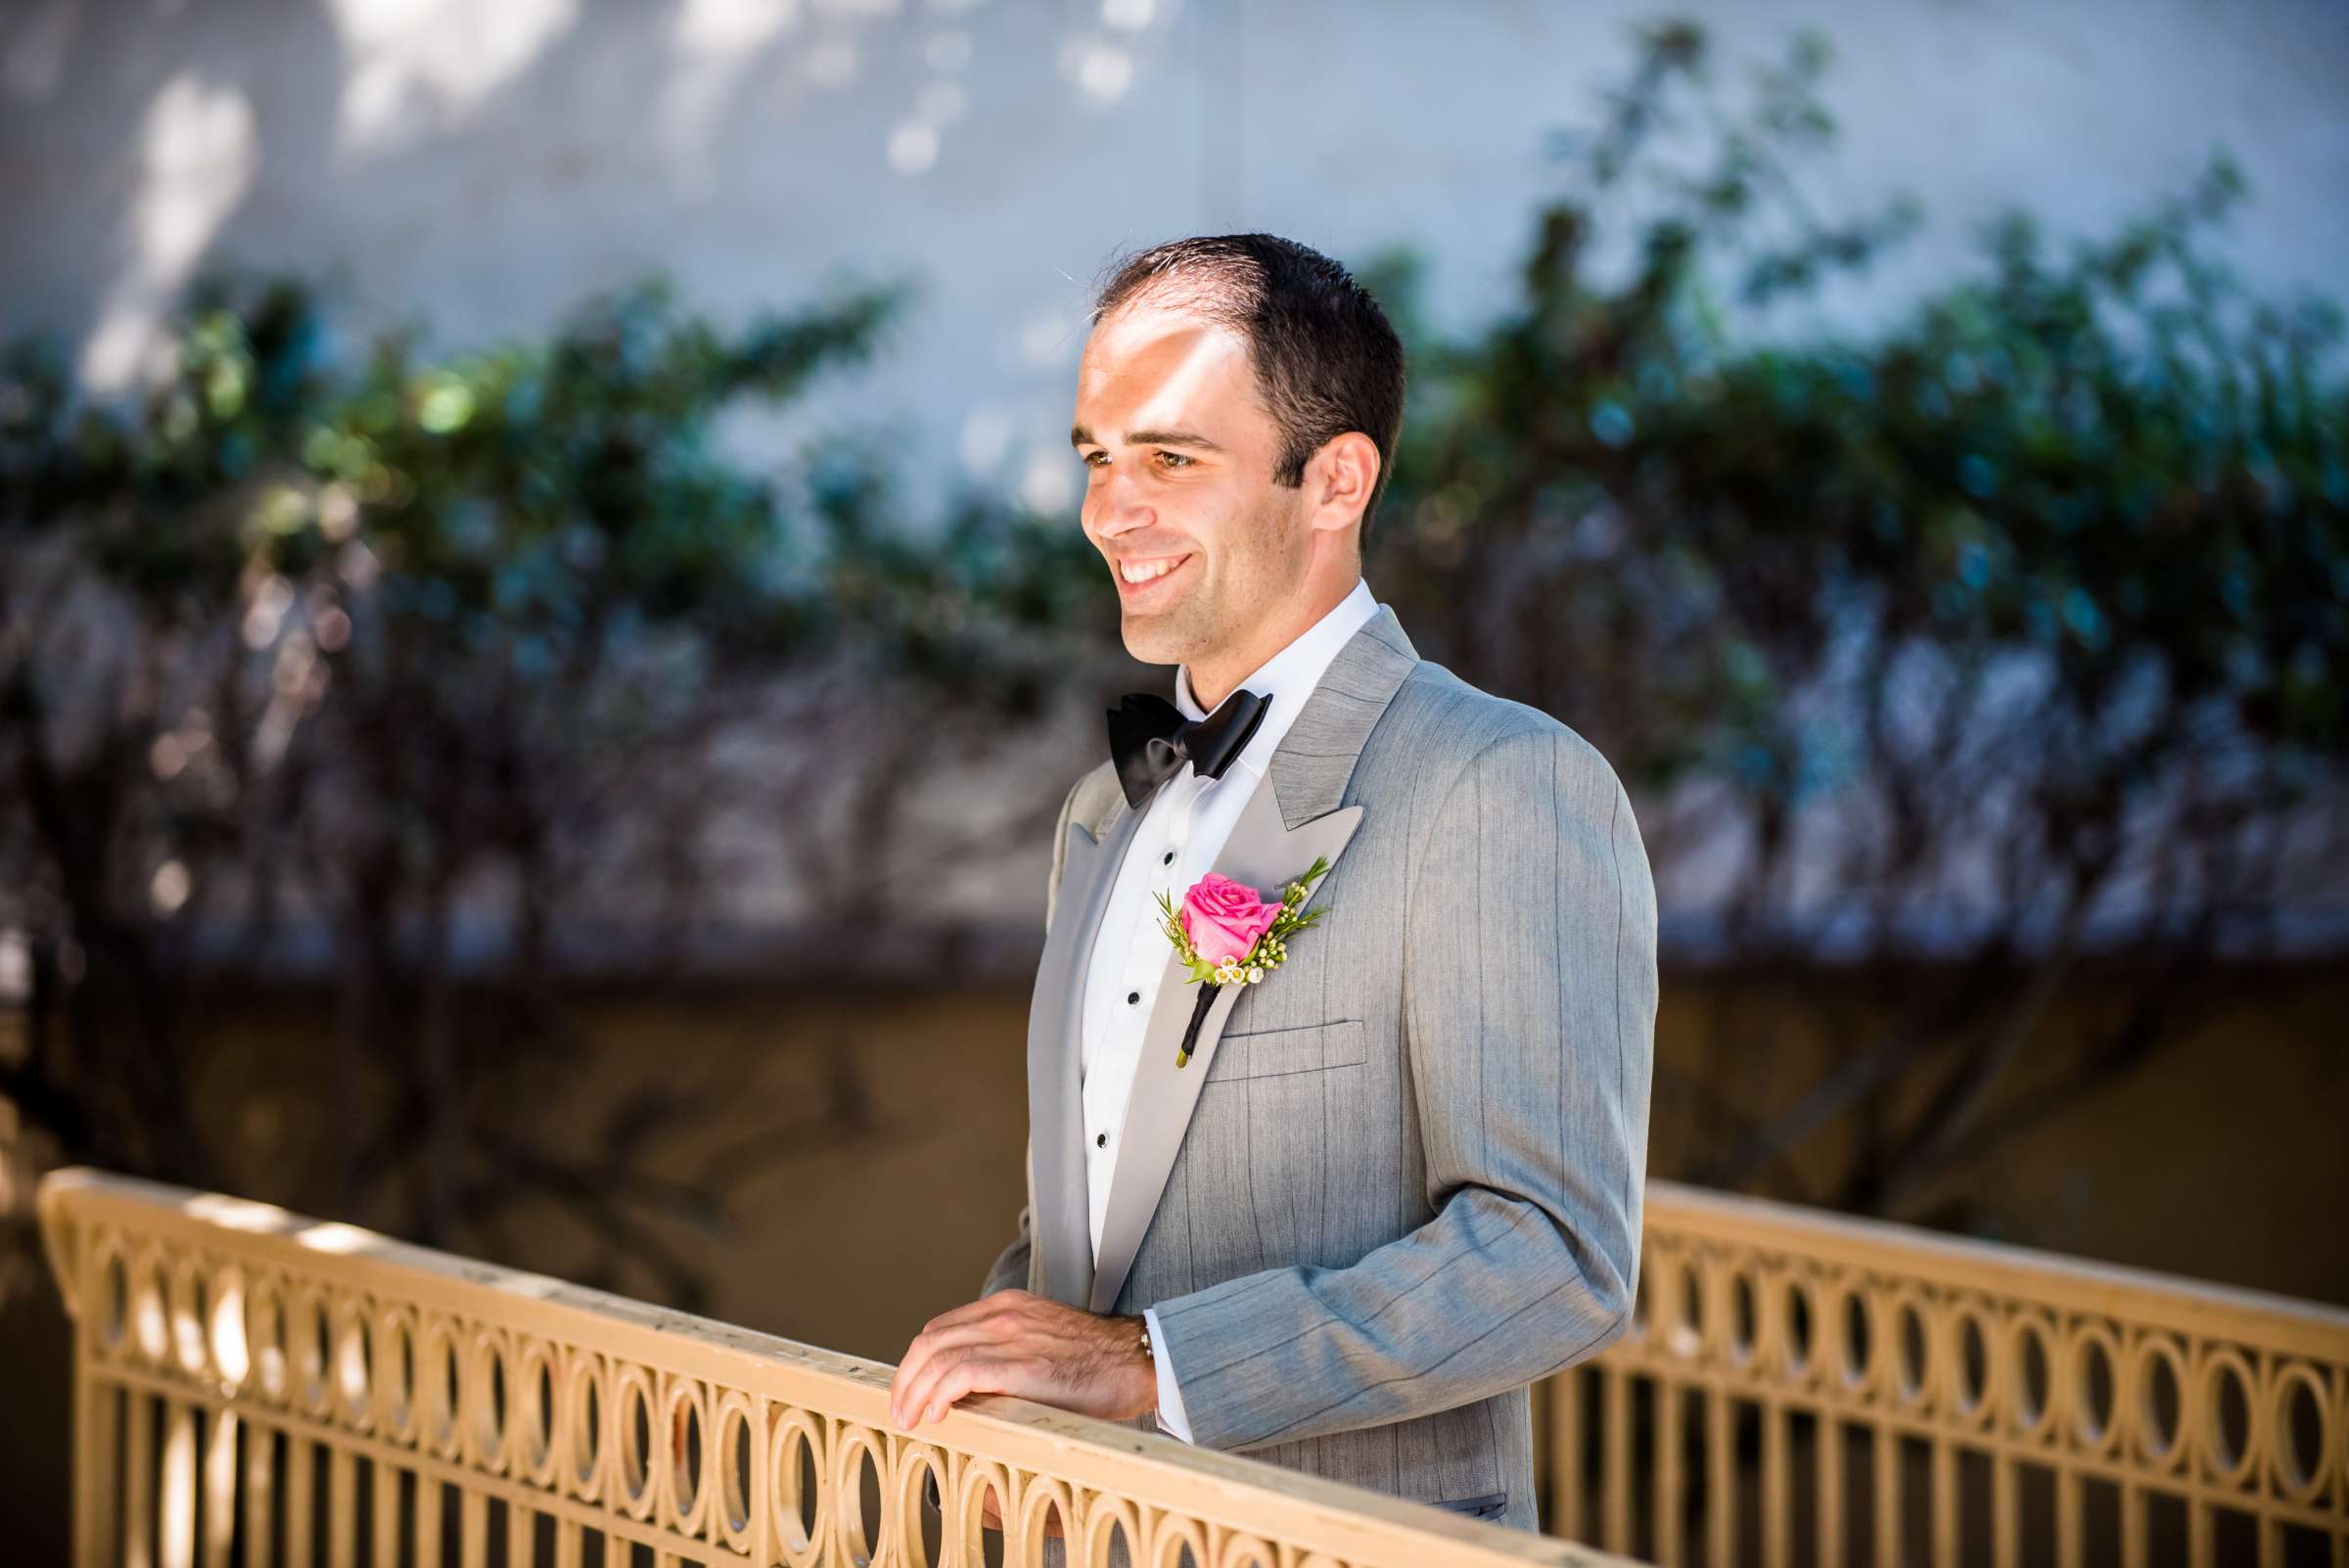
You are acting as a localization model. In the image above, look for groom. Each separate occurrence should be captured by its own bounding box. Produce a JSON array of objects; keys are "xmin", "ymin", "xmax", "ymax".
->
[{"xmin": 889, "ymin": 233, "xmax": 1657, "ymax": 1536}]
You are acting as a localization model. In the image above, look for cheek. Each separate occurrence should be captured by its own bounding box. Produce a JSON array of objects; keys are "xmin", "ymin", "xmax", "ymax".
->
[{"xmin": 1181, "ymin": 494, "xmax": 1246, "ymax": 557}]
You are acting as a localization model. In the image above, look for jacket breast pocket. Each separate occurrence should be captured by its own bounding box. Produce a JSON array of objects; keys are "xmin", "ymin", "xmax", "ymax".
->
[{"xmin": 1204, "ymin": 1019, "xmax": 1366, "ymax": 1082}]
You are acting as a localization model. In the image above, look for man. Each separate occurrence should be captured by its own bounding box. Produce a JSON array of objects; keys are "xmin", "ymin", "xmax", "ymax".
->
[{"xmin": 888, "ymin": 233, "xmax": 1657, "ymax": 1539}]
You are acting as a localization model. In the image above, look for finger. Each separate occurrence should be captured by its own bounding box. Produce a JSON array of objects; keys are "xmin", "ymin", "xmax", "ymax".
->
[
  {"xmin": 895, "ymin": 1299, "xmax": 1011, "ymax": 1423},
  {"xmin": 897, "ymin": 1344, "xmax": 971, "ymax": 1431},
  {"xmin": 921, "ymin": 1352, "xmax": 1031, "ymax": 1427},
  {"xmin": 889, "ymin": 1342, "xmax": 931, "ymax": 1429},
  {"xmin": 896, "ymin": 1315, "xmax": 1033, "ymax": 1428},
  {"xmin": 944, "ymin": 1353, "xmax": 1052, "ymax": 1424},
  {"xmin": 893, "ymin": 1339, "xmax": 955, "ymax": 1430},
  {"xmin": 913, "ymin": 1352, "xmax": 982, "ymax": 1427}
]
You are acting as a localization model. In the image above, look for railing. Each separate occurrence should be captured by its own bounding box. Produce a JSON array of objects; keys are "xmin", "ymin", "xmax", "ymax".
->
[
  {"xmin": 39, "ymin": 1167, "xmax": 2349, "ymax": 1567},
  {"xmin": 1544, "ymin": 1181, "xmax": 2349, "ymax": 1566},
  {"xmin": 36, "ymin": 1166, "xmax": 1632, "ymax": 1568}
]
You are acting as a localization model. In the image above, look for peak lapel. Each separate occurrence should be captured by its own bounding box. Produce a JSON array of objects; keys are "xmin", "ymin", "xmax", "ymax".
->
[
  {"xmin": 1084, "ymin": 604, "xmax": 1421, "ymax": 1316},
  {"xmin": 1026, "ymin": 792, "xmax": 1142, "ymax": 1309}
]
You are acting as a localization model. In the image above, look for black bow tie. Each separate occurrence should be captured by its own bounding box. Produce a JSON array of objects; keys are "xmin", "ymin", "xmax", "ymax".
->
[{"xmin": 1107, "ymin": 686, "xmax": 1271, "ymax": 808}]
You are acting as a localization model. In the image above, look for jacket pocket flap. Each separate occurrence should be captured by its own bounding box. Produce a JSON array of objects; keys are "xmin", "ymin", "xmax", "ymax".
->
[
  {"xmin": 1426, "ymin": 1491, "xmax": 1507, "ymax": 1520},
  {"xmin": 1206, "ymin": 1019, "xmax": 1367, "ymax": 1081}
]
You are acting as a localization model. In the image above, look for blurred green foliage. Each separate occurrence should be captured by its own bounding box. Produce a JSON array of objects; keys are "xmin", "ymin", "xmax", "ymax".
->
[
  {"xmin": 0, "ymin": 268, "xmax": 1093, "ymax": 717},
  {"xmin": 1, "ymin": 16, "xmax": 2341, "ymax": 1246},
  {"xmin": 0, "ymin": 268, "xmax": 1101, "ymax": 1283},
  {"xmin": 1356, "ymin": 21, "xmax": 2347, "ymax": 1210},
  {"xmin": 1369, "ymin": 20, "xmax": 2344, "ymax": 911}
]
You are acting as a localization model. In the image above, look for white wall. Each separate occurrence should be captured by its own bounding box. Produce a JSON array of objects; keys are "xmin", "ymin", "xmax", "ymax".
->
[
  {"xmin": 6, "ymin": 0, "xmax": 2346, "ymax": 530},
  {"xmin": 6, "ymin": 0, "xmax": 2346, "ymax": 938}
]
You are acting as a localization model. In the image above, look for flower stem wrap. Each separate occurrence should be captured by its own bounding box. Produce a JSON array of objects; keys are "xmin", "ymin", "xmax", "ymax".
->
[{"xmin": 1175, "ymin": 982, "xmax": 1219, "ymax": 1069}]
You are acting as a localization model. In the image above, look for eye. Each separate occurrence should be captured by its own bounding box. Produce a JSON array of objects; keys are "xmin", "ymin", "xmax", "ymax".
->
[{"xmin": 1157, "ymin": 450, "xmax": 1194, "ymax": 469}]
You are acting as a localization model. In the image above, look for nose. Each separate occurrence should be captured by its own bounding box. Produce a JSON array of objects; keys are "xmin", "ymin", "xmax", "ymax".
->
[{"xmin": 1086, "ymin": 470, "xmax": 1151, "ymax": 539}]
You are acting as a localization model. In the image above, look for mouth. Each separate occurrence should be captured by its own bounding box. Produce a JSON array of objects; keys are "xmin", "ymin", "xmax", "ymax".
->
[{"xmin": 1113, "ymin": 551, "xmax": 1198, "ymax": 602}]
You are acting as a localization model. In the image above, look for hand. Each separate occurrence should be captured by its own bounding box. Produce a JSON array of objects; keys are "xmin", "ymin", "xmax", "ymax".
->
[{"xmin": 890, "ymin": 1289, "xmax": 1157, "ymax": 1434}]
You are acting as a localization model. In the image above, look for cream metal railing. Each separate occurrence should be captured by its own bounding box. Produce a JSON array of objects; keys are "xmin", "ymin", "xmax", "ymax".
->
[
  {"xmin": 1540, "ymin": 1181, "xmax": 2349, "ymax": 1566},
  {"xmin": 36, "ymin": 1166, "xmax": 1632, "ymax": 1568},
  {"xmin": 40, "ymin": 1166, "xmax": 2349, "ymax": 1568}
]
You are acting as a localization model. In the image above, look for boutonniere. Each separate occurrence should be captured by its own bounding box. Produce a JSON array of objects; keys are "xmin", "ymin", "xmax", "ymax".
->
[{"xmin": 1150, "ymin": 856, "xmax": 1333, "ymax": 1068}]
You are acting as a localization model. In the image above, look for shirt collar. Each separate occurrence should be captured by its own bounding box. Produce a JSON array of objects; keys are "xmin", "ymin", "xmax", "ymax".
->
[{"xmin": 1174, "ymin": 576, "xmax": 1381, "ymax": 780}]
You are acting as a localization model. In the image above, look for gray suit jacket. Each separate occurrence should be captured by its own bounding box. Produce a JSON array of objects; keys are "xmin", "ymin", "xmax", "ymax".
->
[{"xmin": 982, "ymin": 603, "xmax": 1657, "ymax": 1534}]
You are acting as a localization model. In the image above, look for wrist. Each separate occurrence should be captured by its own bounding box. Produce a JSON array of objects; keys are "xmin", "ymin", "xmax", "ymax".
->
[{"xmin": 1120, "ymin": 1313, "xmax": 1156, "ymax": 1419}]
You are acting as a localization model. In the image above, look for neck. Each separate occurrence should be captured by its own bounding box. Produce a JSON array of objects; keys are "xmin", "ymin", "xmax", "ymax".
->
[{"xmin": 1185, "ymin": 575, "xmax": 1359, "ymax": 712}]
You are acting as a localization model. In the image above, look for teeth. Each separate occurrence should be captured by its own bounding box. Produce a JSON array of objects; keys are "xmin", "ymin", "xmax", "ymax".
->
[{"xmin": 1120, "ymin": 555, "xmax": 1186, "ymax": 584}]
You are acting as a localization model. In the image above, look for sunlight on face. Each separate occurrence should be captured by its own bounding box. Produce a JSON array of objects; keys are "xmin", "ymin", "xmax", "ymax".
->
[{"xmin": 1070, "ymin": 297, "xmax": 1311, "ymax": 673}]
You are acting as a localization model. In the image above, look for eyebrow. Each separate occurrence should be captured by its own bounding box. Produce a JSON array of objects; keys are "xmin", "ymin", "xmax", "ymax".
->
[{"xmin": 1069, "ymin": 424, "xmax": 1227, "ymax": 453}]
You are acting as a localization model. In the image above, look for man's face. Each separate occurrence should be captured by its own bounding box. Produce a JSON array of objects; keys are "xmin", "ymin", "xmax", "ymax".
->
[{"xmin": 1069, "ymin": 296, "xmax": 1311, "ymax": 670}]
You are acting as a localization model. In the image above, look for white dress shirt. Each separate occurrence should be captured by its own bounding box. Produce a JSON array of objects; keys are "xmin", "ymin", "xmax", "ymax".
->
[{"xmin": 1079, "ymin": 576, "xmax": 1382, "ymax": 1442}]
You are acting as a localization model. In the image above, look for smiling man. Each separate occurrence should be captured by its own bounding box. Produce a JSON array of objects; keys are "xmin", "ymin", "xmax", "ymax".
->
[{"xmin": 889, "ymin": 233, "xmax": 1658, "ymax": 1544}]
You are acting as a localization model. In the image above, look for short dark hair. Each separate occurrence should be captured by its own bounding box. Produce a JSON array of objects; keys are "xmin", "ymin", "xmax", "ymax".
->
[{"xmin": 1088, "ymin": 233, "xmax": 1405, "ymax": 553}]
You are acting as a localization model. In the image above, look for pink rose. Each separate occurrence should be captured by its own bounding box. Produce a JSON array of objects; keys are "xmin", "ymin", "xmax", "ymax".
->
[{"xmin": 1180, "ymin": 873, "xmax": 1284, "ymax": 966}]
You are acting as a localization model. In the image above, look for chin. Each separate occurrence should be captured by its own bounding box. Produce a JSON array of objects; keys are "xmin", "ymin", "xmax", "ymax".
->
[
  {"xmin": 1118, "ymin": 612, "xmax": 1197, "ymax": 669},
  {"xmin": 1118, "ymin": 623, "xmax": 1176, "ymax": 666}
]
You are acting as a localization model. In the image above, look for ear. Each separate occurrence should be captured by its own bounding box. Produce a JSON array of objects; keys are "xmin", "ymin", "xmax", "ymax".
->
[{"xmin": 1307, "ymin": 431, "xmax": 1381, "ymax": 537}]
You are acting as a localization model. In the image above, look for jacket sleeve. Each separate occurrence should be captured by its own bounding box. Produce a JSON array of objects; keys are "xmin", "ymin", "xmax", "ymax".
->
[
  {"xmin": 979, "ymin": 1136, "xmax": 1036, "ymax": 1298},
  {"xmin": 978, "ymin": 772, "xmax": 1090, "ymax": 1300},
  {"xmin": 1143, "ymin": 723, "xmax": 1658, "ymax": 1453}
]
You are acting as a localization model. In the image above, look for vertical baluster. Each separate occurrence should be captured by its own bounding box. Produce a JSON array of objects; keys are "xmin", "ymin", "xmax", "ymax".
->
[
  {"xmin": 1551, "ymin": 1366, "xmax": 1585, "ymax": 1541},
  {"xmin": 1655, "ymin": 1378, "xmax": 1684, "ymax": 1567},
  {"xmin": 125, "ymin": 1390, "xmax": 157, "ymax": 1568},
  {"xmin": 2054, "ymin": 1469, "xmax": 2081, "ymax": 1568},
  {"xmin": 243, "ymin": 1422, "xmax": 276, "ymax": 1568},
  {"xmin": 1991, "ymin": 1453, "xmax": 2017, "ymax": 1568},
  {"xmin": 1603, "ymin": 1364, "xmax": 1632, "ymax": 1553},
  {"xmin": 325, "ymin": 1449, "xmax": 355, "ymax": 1568},
  {"xmin": 1707, "ymin": 1386, "xmax": 1732, "ymax": 1568},
  {"xmin": 1930, "ymin": 1435, "xmax": 1956, "ymax": 1568},
  {"xmin": 1871, "ymin": 1423, "xmax": 1898, "ymax": 1568},
  {"xmin": 1531, "ymin": 1376, "xmax": 1549, "ymax": 1521},
  {"xmin": 459, "ymin": 1490, "xmax": 488, "ymax": 1568},
  {"xmin": 161, "ymin": 1399, "xmax": 197, "ymax": 1568},
  {"xmin": 2188, "ymin": 1498, "xmax": 2214, "ymax": 1568},
  {"xmin": 2259, "ymin": 1516, "xmax": 2284, "ymax": 1568},
  {"xmin": 1762, "ymin": 1401, "xmax": 1788, "ymax": 1568},
  {"xmin": 74, "ymin": 1373, "xmax": 122, "ymax": 1568},
  {"xmin": 2120, "ymin": 1479, "xmax": 2145, "ymax": 1568},
  {"xmin": 283, "ymin": 1436, "xmax": 314, "ymax": 1568},
  {"xmin": 414, "ymin": 1476, "xmax": 443, "ymax": 1568},
  {"xmin": 372, "ymin": 1457, "xmax": 400, "ymax": 1567},
  {"xmin": 553, "ymin": 1518, "xmax": 582, "ymax": 1568},
  {"xmin": 1815, "ymin": 1413, "xmax": 1841, "ymax": 1568},
  {"xmin": 509, "ymin": 1498, "xmax": 537, "ymax": 1568},
  {"xmin": 202, "ymin": 1409, "xmax": 238, "ymax": 1568}
]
